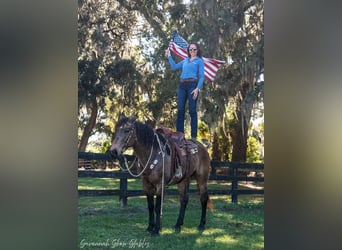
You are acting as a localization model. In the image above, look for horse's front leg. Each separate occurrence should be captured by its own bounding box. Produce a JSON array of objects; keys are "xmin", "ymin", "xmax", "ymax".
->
[
  {"xmin": 175, "ymin": 179, "xmax": 190, "ymax": 233},
  {"xmin": 146, "ymin": 194, "xmax": 155, "ymax": 233},
  {"xmin": 152, "ymin": 194, "xmax": 162, "ymax": 236}
]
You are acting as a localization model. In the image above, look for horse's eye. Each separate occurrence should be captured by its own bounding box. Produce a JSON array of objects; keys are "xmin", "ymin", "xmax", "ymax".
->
[{"xmin": 123, "ymin": 128, "xmax": 130, "ymax": 133}]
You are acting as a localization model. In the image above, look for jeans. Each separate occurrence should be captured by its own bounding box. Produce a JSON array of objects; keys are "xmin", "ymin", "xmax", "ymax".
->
[{"xmin": 176, "ymin": 81, "xmax": 198, "ymax": 138}]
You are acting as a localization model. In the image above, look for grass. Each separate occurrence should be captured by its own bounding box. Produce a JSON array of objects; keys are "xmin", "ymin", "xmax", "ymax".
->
[
  {"xmin": 78, "ymin": 178, "xmax": 264, "ymax": 250},
  {"xmin": 78, "ymin": 178, "xmax": 264, "ymax": 191}
]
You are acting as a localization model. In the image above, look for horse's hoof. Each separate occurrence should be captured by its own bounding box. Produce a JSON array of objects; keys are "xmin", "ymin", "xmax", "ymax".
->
[
  {"xmin": 146, "ymin": 226, "xmax": 154, "ymax": 233},
  {"xmin": 174, "ymin": 226, "xmax": 181, "ymax": 233},
  {"xmin": 150, "ymin": 231, "xmax": 159, "ymax": 237},
  {"xmin": 198, "ymin": 225, "xmax": 205, "ymax": 232}
]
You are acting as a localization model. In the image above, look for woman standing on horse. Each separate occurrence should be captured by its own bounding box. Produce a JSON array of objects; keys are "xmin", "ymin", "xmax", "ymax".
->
[{"xmin": 165, "ymin": 43, "xmax": 205, "ymax": 140}]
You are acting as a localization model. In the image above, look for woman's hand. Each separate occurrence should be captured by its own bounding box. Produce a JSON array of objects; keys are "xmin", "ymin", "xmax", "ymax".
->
[
  {"xmin": 191, "ymin": 88, "xmax": 199, "ymax": 100},
  {"xmin": 165, "ymin": 48, "xmax": 170, "ymax": 57}
]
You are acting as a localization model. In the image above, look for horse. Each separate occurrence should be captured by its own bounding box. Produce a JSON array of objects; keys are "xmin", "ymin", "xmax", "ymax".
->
[{"xmin": 109, "ymin": 113, "xmax": 213, "ymax": 236}]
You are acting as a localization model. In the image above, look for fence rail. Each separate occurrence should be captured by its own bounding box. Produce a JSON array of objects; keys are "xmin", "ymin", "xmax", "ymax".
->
[{"xmin": 78, "ymin": 152, "xmax": 264, "ymax": 205}]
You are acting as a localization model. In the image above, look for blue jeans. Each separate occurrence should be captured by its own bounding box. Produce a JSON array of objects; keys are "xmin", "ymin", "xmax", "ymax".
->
[{"xmin": 176, "ymin": 81, "xmax": 198, "ymax": 138}]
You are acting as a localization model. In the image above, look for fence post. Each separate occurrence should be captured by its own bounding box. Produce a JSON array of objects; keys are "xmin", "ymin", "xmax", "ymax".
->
[
  {"xmin": 119, "ymin": 178, "xmax": 128, "ymax": 207},
  {"xmin": 231, "ymin": 166, "xmax": 238, "ymax": 204},
  {"xmin": 210, "ymin": 163, "xmax": 216, "ymax": 176}
]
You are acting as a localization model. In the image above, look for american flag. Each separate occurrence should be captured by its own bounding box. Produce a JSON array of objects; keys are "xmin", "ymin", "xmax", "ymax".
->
[{"xmin": 168, "ymin": 31, "xmax": 225, "ymax": 82}]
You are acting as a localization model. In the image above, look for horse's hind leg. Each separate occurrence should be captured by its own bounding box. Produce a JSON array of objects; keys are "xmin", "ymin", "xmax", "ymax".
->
[
  {"xmin": 197, "ymin": 179, "xmax": 209, "ymax": 231},
  {"xmin": 175, "ymin": 179, "xmax": 190, "ymax": 233}
]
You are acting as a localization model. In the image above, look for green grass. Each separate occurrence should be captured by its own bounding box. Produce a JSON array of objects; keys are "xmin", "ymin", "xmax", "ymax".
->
[
  {"xmin": 78, "ymin": 178, "xmax": 263, "ymax": 191},
  {"xmin": 78, "ymin": 178, "xmax": 141, "ymax": 190},
  {"xmin": 78, "ymin": 179, "xmax": 264, "ymax": 250}
]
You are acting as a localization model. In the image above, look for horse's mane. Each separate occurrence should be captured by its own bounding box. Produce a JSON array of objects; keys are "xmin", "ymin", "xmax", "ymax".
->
[
  {"xmin": 116, "ymin": 117, "xmax": 167, "ymax": 150},
  {"xmin": 135, "ymin": 121, "xmax": 167, "ymax": 150}
]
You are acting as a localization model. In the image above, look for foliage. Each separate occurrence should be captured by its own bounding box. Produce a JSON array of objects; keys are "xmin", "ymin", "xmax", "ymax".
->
[
  {"xmin": 247, "ymin": 136, "xmax": 262, "ymax": 163},
  {"xmin": 78, "ymin": 0, "xmax": 141, "ymax": 151},
  {"xmin": 77, "ymin": 0, "xmax": 264, "ymax": 162}
]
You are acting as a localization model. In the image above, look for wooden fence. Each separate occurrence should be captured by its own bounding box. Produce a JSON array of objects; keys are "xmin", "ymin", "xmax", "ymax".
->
[{"xmin": 78, "ymin": 152, "xmax": 264, "ymax": 205}]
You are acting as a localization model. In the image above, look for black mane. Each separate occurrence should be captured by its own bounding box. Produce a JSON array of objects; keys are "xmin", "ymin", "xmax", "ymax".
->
[
  {"xmin": 135, "ymin": 121, "xmax": 167, "ymax": 151},
  {"xmin": 135, "ymin": 121, "xmax": 155, "ymax": 146}
]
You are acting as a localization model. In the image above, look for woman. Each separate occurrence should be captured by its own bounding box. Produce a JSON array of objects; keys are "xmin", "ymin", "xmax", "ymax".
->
[{"xmin": 165, "ymin": 43, "xmax": 205, "ymax": 140}]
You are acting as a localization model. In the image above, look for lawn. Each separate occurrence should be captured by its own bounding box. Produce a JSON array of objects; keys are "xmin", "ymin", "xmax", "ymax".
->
[{"xmin": 78, "ymin": 178, "xmax": 264, "ymax": 250}]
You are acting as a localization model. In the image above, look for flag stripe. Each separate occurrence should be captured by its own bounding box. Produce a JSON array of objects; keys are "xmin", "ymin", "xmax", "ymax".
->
[{"xmin": 169, "ymin": 31, "xmax": 224, "ymax": 82}]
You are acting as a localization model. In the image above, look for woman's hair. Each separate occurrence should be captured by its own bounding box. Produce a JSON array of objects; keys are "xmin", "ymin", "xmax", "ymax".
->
[{"xmin": 187, "ymin": 43, "xmax": 202, "ymax": 58}]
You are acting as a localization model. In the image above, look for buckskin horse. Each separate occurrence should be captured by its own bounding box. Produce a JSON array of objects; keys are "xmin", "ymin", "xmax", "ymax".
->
[{"xmin": 109, "ymin": 113, "xmax": 213, "ymax": 236}]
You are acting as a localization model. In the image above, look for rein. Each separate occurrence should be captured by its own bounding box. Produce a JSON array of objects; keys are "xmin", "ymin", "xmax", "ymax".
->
[
  {"xmin": 117, "ymin": 121, "xmax": 147, "ymax": 176},
  {"xmin": 120, "ymin": 135, "xmax": 155, "ymax": 178},
  {"xmin": 155, "ymin": 132, "xmax": 165, "ymax": 221},
  {"xmin": 120, "ymin": 132, "xmax": 165, "ymax": 182}
]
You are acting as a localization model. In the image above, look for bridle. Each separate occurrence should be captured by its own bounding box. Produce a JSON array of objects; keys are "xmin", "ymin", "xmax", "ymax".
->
[
  {"xmin": 117, "ymin": 121, "xmax": 162, "ymax": 178},
  {"xmin": 120, "ymin": 122, "xmax": 137, "ymax": 151},
  {"xmin": 116, "ymin": 120, "xmax": 167, "ymax": 223}
]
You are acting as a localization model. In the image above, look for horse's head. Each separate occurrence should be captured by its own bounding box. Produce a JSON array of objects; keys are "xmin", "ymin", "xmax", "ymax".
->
[{"xmin": 109, "ymin": 113, "xmax": 137, "ymax": 159}]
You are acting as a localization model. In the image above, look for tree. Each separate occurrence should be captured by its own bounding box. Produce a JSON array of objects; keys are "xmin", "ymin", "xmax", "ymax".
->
[
  {"xmin": 186, "ymin": 0, "xmax": 264, "ymax": 162},
  {"xmin": 77, "ymin": 0, "xmax": 264, "ymax": 162},
  {"xmin": 228, "ymin": 1, "xmax": 264, "ymax": 161},
  {"xmin": 78, "ymin": 0, "xmax": 138, "ymax": 151},
  {"xmin": 78, "ymin": 57, "xmax": 102, "ymax": 152},
  {"xmin": 116, "ymin": 0, "xmax": 264, "ymax": 162}
]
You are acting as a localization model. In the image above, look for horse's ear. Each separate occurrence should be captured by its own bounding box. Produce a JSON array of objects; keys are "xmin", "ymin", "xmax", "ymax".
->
[
  {"xmin": 119, "ymin": 112, "xmax": 126, "ymax": 120},
  {"xmin": 131, "ymin": 114, "xmax": 138, "ymax": 122}
]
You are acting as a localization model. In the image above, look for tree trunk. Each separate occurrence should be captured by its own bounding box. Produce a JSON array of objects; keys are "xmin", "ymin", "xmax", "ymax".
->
[
  {"xmin": 230, "ymin": 79, "xmax": 259, "ymax": 162},
  {"xmin": 219, "ymin": 127, "xmax": 231, "ymax": 162},
  {"xmin": 230, "ymin": 105, "xmax": 249, "ymax": 162},
  {"xmin": 78, "ymin": 98, "xmax": 98, "ymax": 152},
  {"xmin": 211, "ymin": 132, "xmax": 221, "ymax": 161}
]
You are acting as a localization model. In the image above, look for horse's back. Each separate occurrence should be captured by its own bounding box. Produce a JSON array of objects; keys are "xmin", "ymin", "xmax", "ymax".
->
[{"xmin": 187, "ymin": 140, "xmax": 210, "ymax": 178}]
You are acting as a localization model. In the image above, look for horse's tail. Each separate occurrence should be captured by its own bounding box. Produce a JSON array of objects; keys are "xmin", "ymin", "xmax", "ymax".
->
[{"xmin": 207, "ymin": 196, "xmax": 215, "ymax": 212}]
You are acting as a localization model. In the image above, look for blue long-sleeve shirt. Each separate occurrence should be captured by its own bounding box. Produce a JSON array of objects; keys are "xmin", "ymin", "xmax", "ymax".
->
[{"xmin": 168, "ymin": 55, "xmax": 205, "ymax": 89}]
